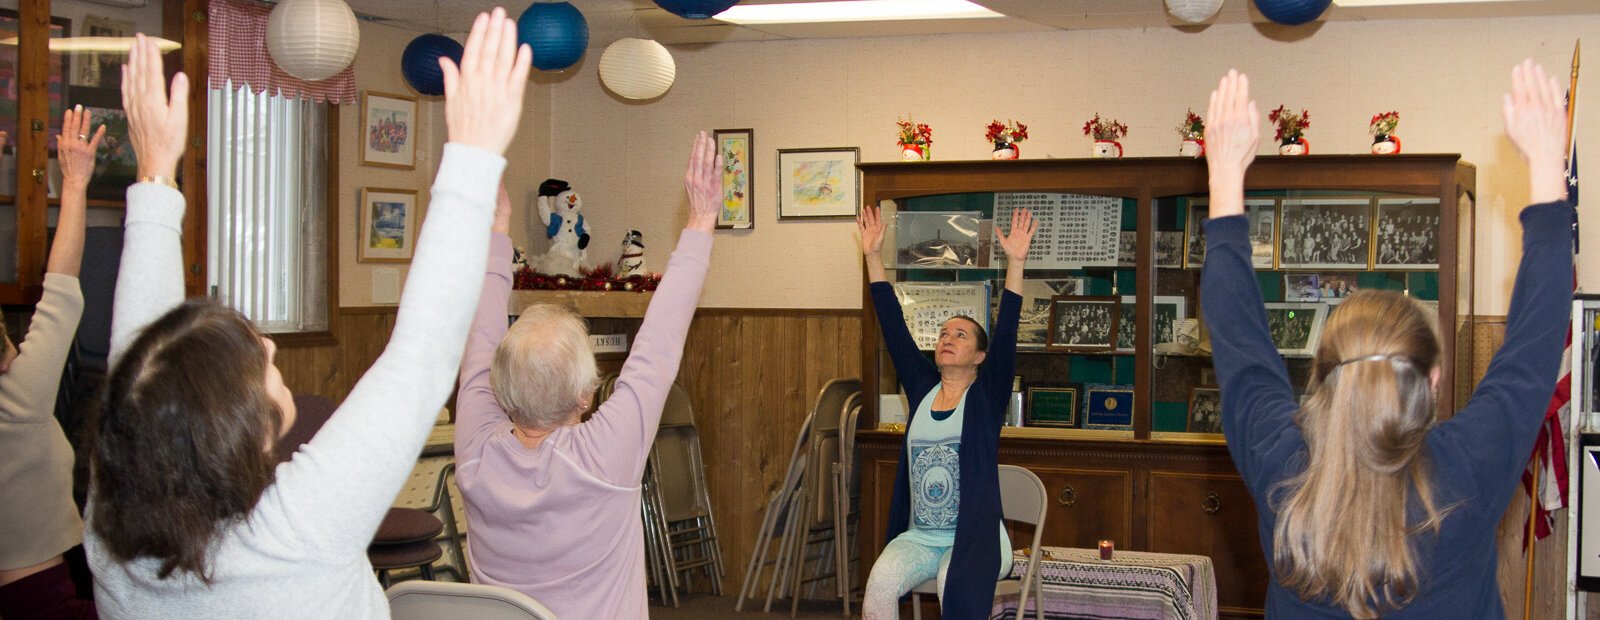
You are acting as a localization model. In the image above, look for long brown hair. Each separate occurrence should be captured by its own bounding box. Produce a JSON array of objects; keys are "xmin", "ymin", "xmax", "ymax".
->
[
  {"xmin": 87, "ymin": 299, "xmax": 284, "ymax": 582},
  {"xmin": 1271, "ymin": 290, "xmax": 1449, "ymax": 617}
]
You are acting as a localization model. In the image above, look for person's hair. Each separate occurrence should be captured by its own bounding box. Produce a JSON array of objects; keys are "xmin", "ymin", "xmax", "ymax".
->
[
  {"xmin": 943, "ymin": 315, "xmax": 989, "ymax": 352},
  {"xmin": 1271, "ymin": 290, "xmax": 1449, "ymax": 617},
  {"xmin": 87, "ymin": 299, "xmax": 284, "ymax": 582},
  {"xmin": 491, "ymin": 303, "xmax": 597, "ymax": 430}
]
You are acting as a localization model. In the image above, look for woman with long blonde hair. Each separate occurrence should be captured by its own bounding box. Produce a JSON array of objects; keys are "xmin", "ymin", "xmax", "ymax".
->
[{"xmin": 1201, "ymin": 62, "xmax": 1573, "ymax": 618}]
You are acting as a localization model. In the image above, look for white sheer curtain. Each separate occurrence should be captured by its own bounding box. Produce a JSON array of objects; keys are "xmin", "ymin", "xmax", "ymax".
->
[{"xmin": 206, "ymin": 80, "xmax": 329, "ymax": 333}]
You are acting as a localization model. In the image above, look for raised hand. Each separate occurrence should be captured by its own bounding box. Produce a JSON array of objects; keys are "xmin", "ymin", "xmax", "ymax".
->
[
  {"xmin": 58, "ymin": 105, "xmax": 107, "ymax": 190},
  {"xmin": 997, "ymin": 207, "xmax": 1038, "ymax": 262},
  {"xmin": 493, "ymin": 184, "xmax": 512, "ymax": 234},
  {"xmin": 1204, "ymin": 69, "xmax": 1259, "ymax": 218},
  {"xmin": 122, "ymin": 33, "xmax": 189, "ymax": 181},
  {"xmin": 683, "ymin": 131, "xmax": 721, "ymax": 232},
  {"xmin": 857, "ymin": 205, "xmax": 886, "ymax": 257},
  {"xmin": 440, "ymin": 8, "xmax": 533, "ymax": 156},
  {"xmin": 1502, "ymin": 59, "xmax": 1569, "ymax": 204}
]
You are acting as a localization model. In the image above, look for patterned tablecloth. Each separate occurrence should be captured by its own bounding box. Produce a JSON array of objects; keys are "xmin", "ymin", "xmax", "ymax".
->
[{"xmin": 990, "ymin": 546, "xmax": 1218, "ymax": 620}]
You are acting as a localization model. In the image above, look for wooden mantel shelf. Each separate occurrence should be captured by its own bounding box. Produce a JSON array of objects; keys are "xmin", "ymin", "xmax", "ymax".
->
[{"xmin": 509, "ymin": 289, "xmax": 654, "ymax": 318}]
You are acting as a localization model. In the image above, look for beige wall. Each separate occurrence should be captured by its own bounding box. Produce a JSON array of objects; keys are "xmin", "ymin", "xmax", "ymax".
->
[{"xmin": 532, "ymin": 14, "xmax": 1598, "ymax": 312}]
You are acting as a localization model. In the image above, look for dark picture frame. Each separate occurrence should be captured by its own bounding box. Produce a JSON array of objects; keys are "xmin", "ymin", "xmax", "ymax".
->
[
  {"xmin": 1083, "ymin": 384, "xmax": 1135, "ymax": 430},
  {"xmin": 713, "ymin": 128, "xmax": 754, "ymax": 229},
  {"xmin": 1025, "ymin": 387, "xmax": 1078, "ymax": 428},
  {"xmin": 1047, "ymin": 295, "xmax": 1118, "ymax": 352},
  {"xmin": 1187, "ymin": 387, "xmax": 1223, "ymax": 434},
  {"xmin": 1278, "ymin": 198, "xmax": 1373, "ymax": 270},
  {"xmin": 1373, "ymin": 197, "xmax": 1441, "ymax": 269}
]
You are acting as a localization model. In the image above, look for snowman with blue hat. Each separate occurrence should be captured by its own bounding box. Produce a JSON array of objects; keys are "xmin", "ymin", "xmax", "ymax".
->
[{"xmin": 535, "ymin": 178, "xmax": 590, "ymax": 277}]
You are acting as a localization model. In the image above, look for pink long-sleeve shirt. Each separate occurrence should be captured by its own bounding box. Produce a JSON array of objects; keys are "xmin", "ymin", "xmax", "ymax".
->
[{"xmin": 455, "ymin": 230, "xmax": 711, "ymax": 619}]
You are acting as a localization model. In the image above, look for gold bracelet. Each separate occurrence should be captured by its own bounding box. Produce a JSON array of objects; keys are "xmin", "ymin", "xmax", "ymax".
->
[{"xmin": 139, "ymin": 175, "xmax": 179, "ymax": 190}]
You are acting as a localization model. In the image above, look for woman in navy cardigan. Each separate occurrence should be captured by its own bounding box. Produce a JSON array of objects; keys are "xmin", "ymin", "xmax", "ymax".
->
[
  {"xmin": 858, "ymin": 205, "xmax": 1037, "ymax": 619},
  {"xmin": 1200, "ymin": 63, "xmax": 1574, "ymax": 618}
]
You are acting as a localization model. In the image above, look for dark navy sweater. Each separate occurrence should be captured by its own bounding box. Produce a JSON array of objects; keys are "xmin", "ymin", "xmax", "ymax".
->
[
  {"xmin": 870, "ymin": 281, "xmax": 1021, "ymax": 618},
  {"xmin": 1200, "ymin": 200, "xmax": 1575, "ymax": 618}
]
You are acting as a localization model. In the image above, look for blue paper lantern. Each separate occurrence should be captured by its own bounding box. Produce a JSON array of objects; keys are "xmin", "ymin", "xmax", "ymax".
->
[
  {"xmin": 518, "ymin": 2, "xmax": 589, "ymax": 72},
  {"xmin": 401, "ymin": 34, "xmax": 464, "ymax": 96},
  {"xmin": 653, "ymin": 0, "xmax": 740, "ymax": 20},
  {"xmin": 1253, "ymin": 0, "xmax": 1331, "ymax": 26}
]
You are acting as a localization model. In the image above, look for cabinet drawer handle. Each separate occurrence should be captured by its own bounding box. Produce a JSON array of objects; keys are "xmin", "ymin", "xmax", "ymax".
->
[
  {"xmin": 1058, "ymin": 486, "xmax": 1076, "ymax": 507},
  {"xmin": 1202, "ymin": 492, "xmax": 1221, "ymax": 515}
]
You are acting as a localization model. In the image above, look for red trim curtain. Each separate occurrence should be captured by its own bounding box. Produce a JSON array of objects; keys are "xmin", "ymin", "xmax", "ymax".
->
[{"xmin": 207, "ymin": 0, "xmax": 356, "ymax": 104}]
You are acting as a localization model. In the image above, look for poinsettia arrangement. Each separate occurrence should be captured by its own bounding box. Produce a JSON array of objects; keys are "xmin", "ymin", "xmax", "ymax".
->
[
  {"xmin": 897, "ymin": 116, "xmax": 933, "ymax": 147},
  {"xmin": 1176, "ymin": 109, "xmax": 1204, "ymax": 141},
  {"xmin": 1368, "ymin": 111, "xmax": 1399, "ymax": 137},
  {"xmin": 985, "ymin": 120, "xmax": 1029, "ymax": 148},
  {"xmin": 1268, "ymin": 105, "xmax": 1311, "ymax": 141},
  {"xmin": 1082, "ymin": 114, "xmax": 1129, "ymax": 141}
]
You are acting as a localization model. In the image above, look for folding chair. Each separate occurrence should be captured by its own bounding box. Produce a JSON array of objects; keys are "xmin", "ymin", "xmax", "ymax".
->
[
  {"xmin": 387, "ymin": 580, "xmax": 557, "ymax": 620},
  {"xmin": 910, "ymin": 464, "xmax": 1048, "ymax": 620},
  {"xmin": 783, "ymin": 379, "xmax": 861, "ymax": 616},
  {"xmin": 649, "ymin": 383, "xmax": 727, "ymax": 596},
  {"xmin": 831, "ymin": 395, "xmax": 864, "ymax": 616},
  {"xmin": 736, "ymin": 409, "xmax": 813, "ymax": 611}
]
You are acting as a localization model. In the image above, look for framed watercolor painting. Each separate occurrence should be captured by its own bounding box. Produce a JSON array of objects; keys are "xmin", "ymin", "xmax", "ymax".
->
[
  {"xmin": 714, "ymin": 128, "xmax": 754, "ymax": 229},
  {"xmin": 358, "ymin": 188, "xmax": 420, "ymax": 263},
  {"xmin": 360, "ymin": 91, "xmax": 418, "ymax": 170},
  {"xmin": 777, "ymin": 147, "xmax": 859, "ymax": 219}
]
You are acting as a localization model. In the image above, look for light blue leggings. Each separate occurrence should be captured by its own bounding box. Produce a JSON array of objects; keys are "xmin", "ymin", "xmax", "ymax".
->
[{"xmin": 861, "ymin": 533, "xmax": 1012, "ymax": 619}]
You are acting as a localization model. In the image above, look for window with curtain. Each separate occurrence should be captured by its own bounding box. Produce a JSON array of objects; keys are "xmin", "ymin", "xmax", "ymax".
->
[{"xmin": 206, "ymin": 81, "xmax": 329, "ymax": 333}]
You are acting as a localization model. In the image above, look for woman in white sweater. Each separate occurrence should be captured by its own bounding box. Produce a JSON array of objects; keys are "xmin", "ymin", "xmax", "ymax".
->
[{"xmin": 83, "ymin": 13, "xmax": 531, "ymax": 618}]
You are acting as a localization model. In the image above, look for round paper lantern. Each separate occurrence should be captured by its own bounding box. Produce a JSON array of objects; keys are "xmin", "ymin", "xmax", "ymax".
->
[
  {"xmin": 1253, "ymin": 0, "xmax": 1332, "ymax": 26},
  {"xmin": 401, "ymin": 34, "xmax": 464, "ymax": 96},
  {"xmin": 599, "ymin": 38, "xmax": 676, "ymax": 100},
  {"xmin": 518, "ymin": 2, "xmax": 589, "ymax": 72},
  {"xmin": 653, "ymin": 0, "xmax": 740, "ymax": 20},
  {"xmin": 1165, "ymin": 0, "xmax": 1223, "ymax": 24},
  {"xmin": 266, "ymin": 0, "xmax": 361, "ymax": 81}
]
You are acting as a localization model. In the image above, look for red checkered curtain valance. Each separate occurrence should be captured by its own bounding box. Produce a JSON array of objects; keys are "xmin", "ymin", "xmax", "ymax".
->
[{"xmin": 207, "ymin": 0, "xmax": 357, "ymax": 104}]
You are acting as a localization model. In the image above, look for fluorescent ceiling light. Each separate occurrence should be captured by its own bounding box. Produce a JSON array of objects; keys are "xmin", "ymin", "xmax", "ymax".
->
[
  {"xmin": 0, "ymin": 36, "xmax": 182, "ymax": 53},
  {"xmin": 1332, "ymin": 0, "xmax": 1519, "ymax": 6},
  {"xmin": 714, "ymin": 0, "xmax": 1003, "ymax": 25}
]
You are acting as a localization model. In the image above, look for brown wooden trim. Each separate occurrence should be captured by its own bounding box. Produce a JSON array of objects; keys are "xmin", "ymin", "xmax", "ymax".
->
[
  {"xmin": 269, "ymin": 331, "xmax": 337, "ymax": 348},
  {"xmin": 339, "ymin": 306, "xmax": 400, "ymax": 316},
  {"xmin": 176, "ymin": 0, "xmax": 209, "ymax": 297},
  {"xmin": 17, "ymin": 0, "xmax": 49, "ymax": 294},
  {"xmin": 324, "ymin": 104, "xmax": 342, "ymax": 336},
  {"xmin": 693, "ymin": 307, "xmax": 859, "ymax": 317}
]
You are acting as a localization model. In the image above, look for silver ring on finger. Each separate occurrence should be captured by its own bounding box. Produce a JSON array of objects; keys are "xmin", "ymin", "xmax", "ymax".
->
[{"xmin": 78, "ymin": 134, "xmax": 88, "ymax": 141}]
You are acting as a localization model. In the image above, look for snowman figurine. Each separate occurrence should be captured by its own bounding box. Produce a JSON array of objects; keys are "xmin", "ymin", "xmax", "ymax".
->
[
  {"xmin": 616, "ymin": 230, "xmax": 648, "ymax": 278},
  {"xmin": 535, "ymin": 178, "xmax": 591, "ymax": 277}
]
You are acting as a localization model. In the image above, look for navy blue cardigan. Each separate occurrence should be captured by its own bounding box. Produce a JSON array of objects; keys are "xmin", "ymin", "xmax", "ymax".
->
[
  {"xmin": 870, "ymin": 281, "xmax": 1021, "ymax": 618},
  {"xmin": 1200, "ymin": 201, "xmax": 1575, "ymax": 617}
]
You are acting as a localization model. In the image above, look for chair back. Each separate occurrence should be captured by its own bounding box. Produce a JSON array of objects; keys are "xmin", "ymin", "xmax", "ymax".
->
[
  {"xmin": 839, "ymin": 397, "xmax": 863, "ymax": 500},
  {"xmin": 998, "ymin": 464, "xmax": 1047, "ymax": 526},
  {"xmin": 652, "ymin": 425, "xmax": 712, "ymax": 522},
  {"xmin": 387, "ymin": 580, "xmax": 558, "ymax": 620},
  {"xmin": 659, "ymin": 382, "xmax": 696, "ymax": 428},
  {"xmin": 809, "ymin": 378, "xmax": 860, "ymax": 434},
  {"xmin": 76, "ymin": 227, "xmax": 123, "ymax": 361}
]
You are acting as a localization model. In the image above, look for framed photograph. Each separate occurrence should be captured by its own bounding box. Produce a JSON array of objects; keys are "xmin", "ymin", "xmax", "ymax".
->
[
  {"xmin": 1117, "ymin": 295, "xmax": 1188, "ymax": 352},
  {"xmin": 358, "ymin": 188, "xmax": 420, "ymax": 263},
  {"xmin": 1317, "ymin": 273, "xmax": 1360, "ymax": 301},
  {"xmin": 72, "ymin": 14, "xmax": 134, "ymax": 88},
  {"xmin": 1262, "ymin": 302, "xmax": 1328, "ymax": 357},
  {"xmin": 777, "ymin": 147, "xmax": 859, "ymax": 219},
  {"xmin": 1047, "ymin": 296, "xmax": 1118, "ymax": 352},
  {"xmin": 1284, "ymin": 273, "xmax": 1321, "ymax": 302},
  {"xmin": 1083, "ymin": 384, "xmax": 1135, "ymax": 430},
  {"xmin": 1374, "ymin": 198, "xmax": 1441, "ymax": 269},
  {"xmin": 713, "ymin": 128, "xmax": 754, "ymax": 229},
  {"xmin": 1008, "ymin": 278, "xmax": 1087, "ymax": 349},
  {"xmin": 360, "ymin": 91, "xmax": 418, "ymax": 170},
  {"xmin": 894, "ymin": 211, "xmax": 989, "ymax": 269},
  {"xmin": 1025, "ymin": 387, "xmax": 1078, "ymax": 428},
  {"xmin": 1279, "ymin": 198, "xmax": 1373, "ymax": 270},
  {"xmin": 1185, "ymin": 198, "xmax": 1277, "ymax": 269},
  {"xmin": 1187, "ymin": 387, "xmax": 1223, "ymax": 434},
  {"xmin": 891, "ymin": 281, "xmax": 991, "ymax": 351},
  {"xmin": 1116, "ymin": 231, "xmax": 1137, "ymax": 267},
  {"xmin": 1155, "ymin": 231, "xmax": 1185, "ymax": 268}
]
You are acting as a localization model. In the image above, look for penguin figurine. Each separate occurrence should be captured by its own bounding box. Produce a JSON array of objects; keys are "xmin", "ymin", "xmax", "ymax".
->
[
  {"xmin": 617, "ymin": 230, "xmax": 648, "ymax": 278},
  {"xmin": 535, "ymin": 178, "xmax": 590, "ymax": 277}
]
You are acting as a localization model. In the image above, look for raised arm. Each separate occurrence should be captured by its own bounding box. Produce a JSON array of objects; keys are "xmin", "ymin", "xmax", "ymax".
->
[
  {"xmin": 995, "ymin": 207, "xmax": 1037, "ymax": 295},
  {"xmin": 109, "ymin": 34, "xmax": 190, "ymax": 369},
  {"xmin": 268, "ymin": 9, "xmax": 532, "ymax": 554},
  {"xmin": 980, "ymin": 208, "xmax": 1036, "ymax": 399},
  {"xmin": 579, "ymin": 131, "xmax": 717, "ymax": 485},
  {"xmin": 50, "ymin": 106, "xmax": 103, "ymax": 278},
  {"xmin": 456, "ymin": 185, "xmax": 516, "ymax": 460}
]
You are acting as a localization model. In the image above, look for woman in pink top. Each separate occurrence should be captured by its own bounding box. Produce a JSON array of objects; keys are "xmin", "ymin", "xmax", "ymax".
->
[{"xmin": 454, "ymin": 132, "xmax": 722, "ymax": 619}]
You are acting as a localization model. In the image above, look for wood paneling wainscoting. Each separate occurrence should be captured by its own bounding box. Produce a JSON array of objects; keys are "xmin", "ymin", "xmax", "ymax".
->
[{"xmin": 275, "ymin": 307, "xmax": 398, "ymax": 401}]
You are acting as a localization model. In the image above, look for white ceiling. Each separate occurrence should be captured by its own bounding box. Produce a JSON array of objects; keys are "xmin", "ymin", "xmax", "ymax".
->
[{"xmin": 342, "ymin": 0, "xmax": 1600, "ymax": 44}]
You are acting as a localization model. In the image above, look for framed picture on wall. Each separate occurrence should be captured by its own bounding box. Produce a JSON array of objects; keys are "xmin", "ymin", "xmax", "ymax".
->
[
  {"xmin": 358, "ymin": 188, "xmax": 420, "ymax": 263},
  {"xmin": 1278, "ymin": 198, "xmax": 1372, "ymax": 270},
  {"xmin": 1373, "ymin": 197, "xmax": 1441, "ymax": 269},
  {"xmin": 713, "ymin": 128, "xmax": 754, "ymax": 229},
  {"xmin": 360, "ymin": 91, "xmax": 418, "ymax": 170},
  {"xmin": 777, "ymin": 147, "xmax": 859, "ymax": 219}
]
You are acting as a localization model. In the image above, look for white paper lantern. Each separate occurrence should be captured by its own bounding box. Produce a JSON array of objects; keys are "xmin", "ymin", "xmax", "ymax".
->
[
  {"xmin": 267, "ymin": 0, "xmax": 361, "ymax": 81},
  {"xmin": 1165, "ymin": 0, "xmax": 1224, "ymax": 24},
  {"xmin": 599, "ymin": 38, "xmax": 675, "ymax": 100}
]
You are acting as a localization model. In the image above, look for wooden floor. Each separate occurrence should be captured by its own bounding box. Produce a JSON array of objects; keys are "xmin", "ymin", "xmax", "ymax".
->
[{"xmin": 651, "ymin": 593, "xmax": 847, "ymax": 619}]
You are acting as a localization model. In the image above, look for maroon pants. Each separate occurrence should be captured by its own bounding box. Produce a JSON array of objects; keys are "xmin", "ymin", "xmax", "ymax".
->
[{"xmin": 0, "ymin": 561, "xmax": 96, "ymax": 620}]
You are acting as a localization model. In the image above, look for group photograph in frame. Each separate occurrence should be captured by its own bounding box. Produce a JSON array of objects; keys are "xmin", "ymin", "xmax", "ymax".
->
[
  {"xmin": 360, "ymin": 91, "xmax": 418, "ymax": 170},
  {"xmin": 1263, "ymin": 302, "xmax": 1328, "ymax": 357},
  {"xmin": 1047, "ymin": 295, "xmax": 1119, "ymax": 352},
  {"xmin": 1009, "ymin": 278, "xmax": 1088, "ymax": 349},
  {"xmin": 1278, "ymin": 198, "xmax": 1372, "ymax": 270},
  {"xmin": 1187, "ymin": 387, "xmax": 1223, "ymax": 434},
  {"xmin": 891, "ymin": 281, "xmax": 991, "ymax": 351},
  {"xmin": 894, "ymin": 211, "xmax": 989, "ymax": 269},
  {"xmin": 713, "ymin": 128, "xmax": 754, "ymax": 229},
  {"xmin": 358, "ymin": 188, "xmax": 420, "ymax": 263},
  {"xmin": 1117, "ymin": 295, "xmax": 1187, "ymax": 352},
  {"xmin": 1184, "ymin": 198, "xmax": 1277, "ymax": 269},
  {"xmin": 1155, "ymin": 231, "xmax": 1185, "ymax": 268},
  {"xmin": 1374, "ymin": 197, "xmax": 1441, "ymax": 269},
  {"xmin": 777, "ymin": 147, "xmax": 859, "ymax": 219},
  {"xmin": 1025, "ymin": 387, "xmax": 1078, "ymax": 428}
]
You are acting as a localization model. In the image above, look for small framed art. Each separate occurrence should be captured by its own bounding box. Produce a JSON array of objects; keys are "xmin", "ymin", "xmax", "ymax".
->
[
  {"xmin": 714, "ymin": 128, "xmax": 754, "ymax": 229},
  {"xmin": 1047, "ymin": 296, "xmax": 1119, "ymax": 352},
  {"xmin": 1025, "ymin": 387, "xmax": 1078, "ymax": 428},
  {"xmin": 361, "ymin": 91, "xmax": 418, "ymax": 170},
  {"xmin": 1084, "ymin": 384, "xmax": 1135, "ymax": 430},
  {"xmin": 358, "ymin": 188, "xmax": 420, "ymax": 263},
  {"xmin": 1187, "ymin": 387, "xmax": 1223, "ymax": 434},
  {"xmin": 777, "ymin": 147, "xmax": 859, "ymax": 219},
  {"xmin": 1262, "ymin": 302, "xmax": 1328, "ymax": 357}
]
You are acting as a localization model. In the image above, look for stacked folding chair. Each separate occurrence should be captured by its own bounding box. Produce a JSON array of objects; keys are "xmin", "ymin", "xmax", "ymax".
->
[
  {"xmin": 735, "ymin": 405, "xmax": 813, "ymax": 612},
  {"xmin": 640, "ymin": 382, "xmax": 726, "ymax": 606},
  {"xmin": 831, "ymin": 395, "xmax": 865, "ymax": 616}
]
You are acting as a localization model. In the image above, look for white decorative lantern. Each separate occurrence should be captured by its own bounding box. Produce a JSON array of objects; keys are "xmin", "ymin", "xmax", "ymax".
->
[
  {"xmin": 598, "ymin": 38, "xmax": 675, "ymax": 100},
  {"xmin": 1165, "ymin": 0, "xmax": 1224, "ymax": 24},
  {"xmin": 267, "ymin": 0, "xmax": 361, "ymax": 81}
]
